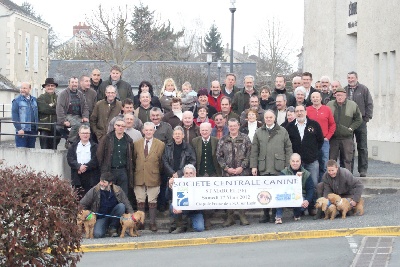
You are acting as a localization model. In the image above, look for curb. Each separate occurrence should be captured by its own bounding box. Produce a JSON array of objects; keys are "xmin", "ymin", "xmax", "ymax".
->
[{"xmin": 80, "ymin": 226, "xmax": 400, "ymax": 253}]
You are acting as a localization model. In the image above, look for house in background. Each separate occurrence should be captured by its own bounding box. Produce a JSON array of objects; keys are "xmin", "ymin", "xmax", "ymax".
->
[{"xmin": 0, "ymin": 0, "xmax": 49, "ymax": 100}]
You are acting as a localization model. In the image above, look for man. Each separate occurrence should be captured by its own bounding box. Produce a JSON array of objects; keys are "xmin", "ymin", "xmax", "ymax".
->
[
  {"xmin": 79, "ymin": 75, "xmax": 97, "ymax": 116},
  {"xmin": 314, "ymin": 81, "xmax": 322, "ymax": 91},
  {"xmin": 220, "ymin": 96, "xmax": 240, "ymax": 121},
  {"xmin": 307, "ymin": 92, "xmax": 336, "ymax": 180},
  {"xmin": 80, "ymin": 172, "xmax": 134, "ymax": 238},
  {"xmin": 320, "ymin": 76, "xmax": 334, "ymax": 105},
  {"xmin": 239, "ymin": 95, "xmax": 265, "ymax": 125},
  {"xmin": 37, "ymin": 78, "xmax": 61, "ymax": 149},
  {"xmin": 191, "ymin": 122, "xmax": 221, "ymax": 230},
  {"xmin": 67, "ymin": 125, "xmax": 99, "ymax": 199},
  {"xmin": 90, "ymin": 85, "xmax": 122, "ymax": 142},
  {"xmin": 302, "ymin": 72, "xmax": 317, "ymax": 105},
  {"xmin": 286, "ymin": 105, "xmax": 324, "ymax": 197},
  {"xmin": 108, "ymin": 98, "xmax": 143, "ymax": 133},
  {"xmin": 345, "ymin": 71, "xmax": 374, "ymax": 177},
  {"xmin": 211, "ymin": 112, "xmax": 229, "ymax": 139},
  {"xmin": 168, "ymin": 164, "xmax": 205, "ymax": 233},
  {"xmin": 134, "ymin": 91, "xmax": 153, "ymax": 123},
  {"xmin": 191, "ymin": 88, "xmax": 217, "ymax": 119},
  {"xmin": 275, "ymin": 94, "xmax": 288, "ymax": 126},
  {"xmin": 162, "ymin": 97, "xmax": 183, "ymax": 130},
  {"xmin": 12, "ymin": 82, "xmax": 39, "ymax": 148},
  {"xmin": 151, "ymin": 107, "xmax": 173, "ymax": 144},
  {"xmin": 316, "ymin": 159, "xmax": 364, "ymax": 217},
  {"xmin": 292, "ymin": 76, "xmax": 302, "ymax": 90},
  {"xmin": 56, "ymin": 77, "xmax": 89, "ymax": 147},
  {"xmin": 221, "ymin": 73, "xmax": 239, "ymax": 99},
  {"xmin": 133, "ymin": 122, "xmax": 165, "ymax": 232},
  {"xmin": 327, "ymin": 87, "xmax": 362, "ymax": 171},
  {"xmin": 96, "ymin": 118, "xmax": 134, "ymax": 196},
  {"xmin": 271, "ymin": 75, "xmax": 296, "ymax": 107},
  {"xmin": 216, "ymin": 118, "xmax": 252, "ymax": 227},
  {"xmin": 180, "ymin": 111, "xmax": 200, "ymax": 144},
  {"xmin": 232, "ymin": 75, "xmax": 258, "ymax": 115},
  {"xmin": 331, "ymin": 80, "xmax": 342, "ymax": 96},
  {"xmin": 123, "ymin": 113, "xmax": 142, "ymax": 143},
  {"xmin": 208, "ymin": 80, "xmax": 223, "ymax": 112},
  {"xmin": 90, "ymin": 69, "xmax": 103, "ymax": 93},
  {"xmin": 250, "ymin": 110, "xmax": 292, "ymax": 223},
  {"xmin": 98, "ymin": 65, "xmax": 133, "ymax": 101}
]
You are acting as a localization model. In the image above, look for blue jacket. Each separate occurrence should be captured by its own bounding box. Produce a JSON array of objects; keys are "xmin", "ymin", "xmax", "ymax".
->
[{"xmin": 11, "ymin": 94, "xmax": 39, "ymax": 131}]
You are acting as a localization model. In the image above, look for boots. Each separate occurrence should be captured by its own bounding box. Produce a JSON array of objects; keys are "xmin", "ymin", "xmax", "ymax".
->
[
  {"xmin": 137, "ymin": 202, "xmax": 146, "ymax": 229},
  {"xmin": 223, "ymin": 210, "xmax": 235, "ymax": 227},
  {"xmin": 259, "ymin": 209, "xmax": 270, "ymax": 223},
  {"xmin": 148, "ymin": 203, "xmax": 158, "ymax": 232},
  {"xmin": 270, "ymin": 209, "xmax": 277, "ymax": 223},
  {"xmin": 313, "ymin": 208, "xmax": 323, "ymax": 220},
  {"xmin": 238, "ymin": 210, "xmax": 250, "ymax": 226},
  {"xmin": 171, "ymin": 214, "xmax": 187, "ymax": 234},
  {"xmin": 203, "ymin": 210, "xmax": 212, "ymax": 230}
]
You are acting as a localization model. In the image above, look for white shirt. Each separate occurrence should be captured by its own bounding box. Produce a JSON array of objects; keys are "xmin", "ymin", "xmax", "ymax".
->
[
  {"xmin": 295, "ymin": 118, "xmax": 307, "ymax": 140},
  {"xmin": 277, "ymin": 110, "xmax": 287, "ymax": 126},
  {"xmin": 173, "ymin": 110, "xmax": 183, "ymax": 121},
  {"xmin": 247, "ymin": 121, "xmax": 258, "ymax": 142},
  {"xmin": 76, "ymin": 141, "xmax": 91, "ymax": 164},
  {"xmin": 202, "ymin": 137, "xmax": 211, "ymax": 143},
  {"xmin": 144, "ymin": 137, "xmax": 153, "ymax": 152}
]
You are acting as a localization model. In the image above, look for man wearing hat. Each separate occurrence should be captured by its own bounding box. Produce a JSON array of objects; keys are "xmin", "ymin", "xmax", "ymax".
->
[
  {"xmin": 326, "ymin": 87, "xmax": 362, "ymax": 172},
  {"xmin": 37, "ymin": 78, "xmax": 61, "ymax": 149}
]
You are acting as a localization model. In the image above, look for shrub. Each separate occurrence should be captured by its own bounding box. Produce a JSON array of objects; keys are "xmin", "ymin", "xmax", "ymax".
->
[{"xmin": 0, "ymin": 166, "xmax": 82, "ymax": 266}]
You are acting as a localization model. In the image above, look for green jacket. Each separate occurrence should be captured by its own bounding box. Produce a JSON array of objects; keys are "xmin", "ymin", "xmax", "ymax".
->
[
  {"xmin": 327, "ymin": 99, "xmax": 362, "ymax": 139},
  {"xmin": 281, "ymin": 166, "xmax": 313, "ymax": 201},
  {"xmin": 37, "ymin": 92, "xmax": 57, "ymax": 131}
]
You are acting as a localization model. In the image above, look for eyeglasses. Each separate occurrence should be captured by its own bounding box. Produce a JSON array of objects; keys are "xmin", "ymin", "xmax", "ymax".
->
[
  {"xmin": 115, "ymin": 124, "xmax": 125, "ymax": 127},
  {"xmin": 80, "ymin": 132, "xmax": 90, "ymax": 135},
  {"xmin": 295, "ymin": 110, "xmax": 305, "ymax": 113}
]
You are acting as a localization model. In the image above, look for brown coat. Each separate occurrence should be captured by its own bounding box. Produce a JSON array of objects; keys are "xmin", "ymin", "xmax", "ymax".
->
[
  {"xmin": 90, "ymin": 99, "xmax": 122, "ymax": 140},
  {"xmin": 133, "ymin": 138, "xmax": 165, "ymax": 187}
]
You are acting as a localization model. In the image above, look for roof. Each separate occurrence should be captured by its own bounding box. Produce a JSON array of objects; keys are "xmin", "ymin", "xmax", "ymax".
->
[
  {"xmin": 0, "ymin": 74, "xmax": 18, "ymax": 91},
  {"xmin": 0, "ymin": 0, "xmax": 49, "ymax": 27}
]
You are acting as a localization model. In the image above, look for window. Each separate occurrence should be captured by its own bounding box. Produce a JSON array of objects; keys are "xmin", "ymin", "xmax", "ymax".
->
[
  {"xmin": 34, "ymin": 36, "xmax": 39, "ymax": 72},
  {"xmin": 25, "ymin": 33, "xmax": 30, "ymax": 70},
  {"xmin": 18, "ymin": 30, "xmax": 22, "ymax": 54}
]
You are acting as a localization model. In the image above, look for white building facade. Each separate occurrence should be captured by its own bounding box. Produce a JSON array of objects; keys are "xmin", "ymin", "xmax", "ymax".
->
[{"xmin": 303, "ymin": 0, "xmax": 400, "ymax": 164}]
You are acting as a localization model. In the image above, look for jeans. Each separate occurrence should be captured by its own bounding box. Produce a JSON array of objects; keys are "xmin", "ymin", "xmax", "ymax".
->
[
  {"xmin": 15, "ymin": 130, "xmax": 37, "ymax": 148},
  {"xmin": 169, "ymin": 204, "xmax": 205, "ymax": 232},
  {"xmin": 93, "ymin": 203, "xmax": 125, "ymax": 238},
  {"xmin": 276, "ymin": 207, "xmax": 305, "ymax": 218},
  {"xmin": 111, "ymin": 168, "xmax": 128, "ymax": 196},
  {"xmin": 303, "ymin": 160, "xmax": 319, "ymax": 187},
  {"xmin": 352, "ymin": 121, "xmax": 368, "ymax": 173},
  {"xmin": 318, "ymin": 140, "xmax": 330, "ymax": 181}
]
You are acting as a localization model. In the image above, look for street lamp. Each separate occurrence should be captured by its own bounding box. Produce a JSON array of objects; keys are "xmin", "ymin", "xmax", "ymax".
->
[
  {"xmin": 229, "ymin": 0, "xmax": 236, "ymax": 73},
  {"xmin": 217, "ymin": 60, "xmax": 222, "ymax": 83},
  {"xmin": 203, "ymin": 51, "xmax": 215, "ymax": 89}
]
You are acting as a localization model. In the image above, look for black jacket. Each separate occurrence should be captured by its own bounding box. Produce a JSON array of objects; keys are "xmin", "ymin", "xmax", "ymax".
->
[
  {"xmin": 67, "ymin": 140, "xmax": 99, "ymax": 186},
  {"xmin": 162, "ymin": 141, "xmax": 196, "ymax": 177}
]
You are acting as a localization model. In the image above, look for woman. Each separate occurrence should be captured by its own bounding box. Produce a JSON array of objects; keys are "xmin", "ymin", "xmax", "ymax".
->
[
  {"xmin": 259, "ymin": 86, "xmax": 275, "ymax": 111},
  {"xmin": 280, "ymin": 106, "xmax": 296, "ymax": 128},
  {"xmin": 193, "ymin": 106, "xmax": 215, "ymax": 128},
  {"xmin": 133, "ymin": 81, "xmax": 162, "ymax": 109},
  {"xmin": 239, "ymin": 109, "xmax": 262, "ymax": 142},
  {"xmin": 159, "ymin": 78, "xmax": 181, "ymax": 113},
  {"xmin": 294, "ymin": 86, "xmax": 307, "ymax": 107}
]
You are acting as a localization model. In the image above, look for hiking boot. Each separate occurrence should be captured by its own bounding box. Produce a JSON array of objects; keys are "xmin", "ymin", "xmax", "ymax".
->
[
  {"xmin": 259, "ymin": 209, "xmax": 270, "ymax": 223},
  {"xmin": 223, "ymin": 210, "xmax": 235, "ymax": 227},
  {"xmin": 171, "ymin": 227, "xmax": 187, "ymax": 234},
  {"xmin": 238, "ymin": 210, "xmax": 250, "ymax": 226},
  {"xmin": 108, "ymin": 228, "xmax": 118, "ymax": 237}
]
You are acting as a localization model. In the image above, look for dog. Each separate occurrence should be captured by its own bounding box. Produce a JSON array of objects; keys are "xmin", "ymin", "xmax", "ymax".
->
[
  {"xmin": 77, "ymin": 210, "xmax": 96, "ymax": 238},
  {"xmin": 315, "ymin": 197, "xmax": 338, "ymax": 220},
  {"xmin": 120, "ymin": 211, "xmax": 145, "ymax": 238},
  {"xmin": 327, "ymin": 193, "xmax": 364, "ymax": 218}
]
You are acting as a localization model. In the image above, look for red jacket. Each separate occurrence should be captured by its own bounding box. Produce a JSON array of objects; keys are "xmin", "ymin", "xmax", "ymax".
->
[
  {"xmin": 306, "ymin": 105, "xmax": 336, "ymax": 140},
  {"xmin": 208, "ymin": 94, "xmax": 223, "ymax": 112}
]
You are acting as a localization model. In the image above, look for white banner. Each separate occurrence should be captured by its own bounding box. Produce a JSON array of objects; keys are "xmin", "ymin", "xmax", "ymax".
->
[{"xmin": 171, "ymin": 175, "xmax": 303, "ymax": 210}]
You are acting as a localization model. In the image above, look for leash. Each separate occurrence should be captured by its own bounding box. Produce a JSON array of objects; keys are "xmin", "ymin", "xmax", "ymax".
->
[{"xmin": 90, "ymin": 212, "xmax": 138, "ymax": 221}]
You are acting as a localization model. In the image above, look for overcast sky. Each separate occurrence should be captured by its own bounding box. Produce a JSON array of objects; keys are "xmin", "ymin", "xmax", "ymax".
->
[{"xmin": 15, "ymin": 0, "xmax": 304, "ymax": 65}]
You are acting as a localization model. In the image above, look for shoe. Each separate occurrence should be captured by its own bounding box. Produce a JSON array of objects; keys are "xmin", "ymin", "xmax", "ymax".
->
[
  {"xmin": 294, "ymin": 217, "xmax": 301, "ymax": 221},
  {"xmin": 108, "ymin": 228, "xmax": 118, "ymax": 237},
  {"xmin": 360, "ymin": 172, "xmax": 367, "ymax": 177},
  {"xmin": 150, "ymin": 223, "xmax": 158, "ymax": 232},
  {"xmin": 64, "ymin": 140, "xmax": 71, "ymax": 149},
  {"xmin": 275, "ymin": 217, "xmax": 282, "ymax": 224},
  {"xmin": 259, "ymin": 209, "xmax": 270, "ymax": 223},
  {"xmin": 308, "ymin": 209, "xmax": 317, "ymax": 216},
  {"xmin": 313, "ymin": 209, "xmax": 323, "ymax": 220},
  {"xmin": 169, "ymin": 226, "xmax": 176, "ymax": 233},
  {"xmin": 171, "ymin": 227, "xmax": 187, "ymax": 234}
]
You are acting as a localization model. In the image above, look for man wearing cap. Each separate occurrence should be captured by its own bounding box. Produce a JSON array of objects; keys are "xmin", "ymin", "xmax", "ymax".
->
[
  {"xmin": 37, "ymin": 78, "xmax": 61, "ymax": 149},
  {"xmin": 327, "ymin": 87, "xmax": 362, "ymax": 171},
  {"xmin": 80, "ymin": 172, "xmax": 134, "ymax": 238},
  {"xmin": 190, "ymin": 88, "xmax": 217, "ymax": 119},
  {"xmin": 12, "ymin": 82, "xmax": 39, "ymax": 148}
]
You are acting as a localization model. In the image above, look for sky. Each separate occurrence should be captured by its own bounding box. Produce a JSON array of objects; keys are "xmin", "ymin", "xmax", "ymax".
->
[{"xmin": 15, "ymin": 0, "xmax": 304, "ymax": 66}]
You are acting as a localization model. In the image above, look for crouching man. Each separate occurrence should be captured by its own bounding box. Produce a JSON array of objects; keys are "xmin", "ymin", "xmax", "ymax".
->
[
  {"xmin": 168, "ymin": 164, "xmax": 205, "ymax": 233},
  {"xmin": 316, "ymin": 159, "xmax": 364, "ymax": 219},
  {"xmin": 80, "ymin": 172, "xmax": 134, "ymax": 238}
]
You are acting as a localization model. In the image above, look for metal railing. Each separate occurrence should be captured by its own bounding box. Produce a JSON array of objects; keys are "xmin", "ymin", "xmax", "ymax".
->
[
  {"xmin": 0, "ymin": 104, "xmax": 12, "ymax": 118},
  {"xmin": 0, "ymin": 120, "xmax": 63, "ymax": 150}
]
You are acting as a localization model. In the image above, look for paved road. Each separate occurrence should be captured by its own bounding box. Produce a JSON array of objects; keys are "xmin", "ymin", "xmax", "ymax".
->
[{"xmin": 78, "ymin": 236, "xmax": 399, "ymax": 267}]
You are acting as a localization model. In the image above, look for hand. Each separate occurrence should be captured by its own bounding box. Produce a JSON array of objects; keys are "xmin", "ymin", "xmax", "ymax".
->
[
  {"xmin": 301, "ymin": 200, "xmax": 309, "ymax": 209},
  {"xmin": 324, "ymin": 138, "xmax": 329, "ymax": 141},
  {"xmin": 172, "ymin": 172, "xmax": 179, "ymax": 178},
  {"xmin": 252, "ymin": 168, "xmax": 258, "ymax": 176},
  {"xmin": 17, "ymin": 129, "xmax": 25, "ymax": 136},
  {"xmin": 168, "ymin": 178, "xmax": 175, "ymax": 189},
  {"xmin": 82, "ymin": 118, "xmax": 89, "ymax": 122},
  {"xmin": 79, "ymin": 165, "xmax": 87, "ymax": 173},
  {"xmin": 172, "ymin": 208, "xmax": 182, "ymax": 214},
  {"xmin": 350, "ymin": 200, "xmax": 357, "ymax": 207},
  {"xmin": 296, "ymin": 172, "xmax": 303, "ymax": 177},
  {"xmin": 64, "ymin": 121, "xmax": 71, "ymax": 127},
  {"xmin": 234, "ymin": 167, "xmax": 243, "ymax": 175},
  {"xmin": 226, "ymin": 168, "xmax": 236, "ymax": 175}
]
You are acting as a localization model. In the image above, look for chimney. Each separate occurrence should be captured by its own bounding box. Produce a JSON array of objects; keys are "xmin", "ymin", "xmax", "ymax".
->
[{"xmin": 73, "ymin": 22, "xmax": 92, "ymax": 36}]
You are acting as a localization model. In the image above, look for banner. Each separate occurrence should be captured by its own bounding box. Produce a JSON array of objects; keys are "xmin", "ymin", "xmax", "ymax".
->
[{"xmin": 171, "ymin": 175, "xmax": 303, "ymax": 210}]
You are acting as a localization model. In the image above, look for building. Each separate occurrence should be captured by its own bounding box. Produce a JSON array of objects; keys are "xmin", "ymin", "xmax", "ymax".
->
[
  {"xmin": 0, "ymin": 0, "xmax": 49, "ymax": 98},
  {"xmin": 303, "ymin": 0, "xmax": 400, "ymax": 164}
]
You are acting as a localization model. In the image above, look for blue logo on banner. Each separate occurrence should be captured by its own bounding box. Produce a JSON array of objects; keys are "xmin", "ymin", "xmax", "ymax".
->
[{"xmin": 176, "ymin": 191, "xmax": 189, "ymax": 206}]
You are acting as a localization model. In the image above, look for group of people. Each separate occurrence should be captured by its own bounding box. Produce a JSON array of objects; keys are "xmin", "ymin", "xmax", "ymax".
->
[{"xmin": 11, "ymin": 67, "xmax": 371, "ymax": 237}]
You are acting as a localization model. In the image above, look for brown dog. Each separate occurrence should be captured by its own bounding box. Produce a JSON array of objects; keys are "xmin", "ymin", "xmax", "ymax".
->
[
  {"xmin": 77, "ymin": 210, "xmax": 96, "ymax": 238},
  {"xmin": 327, "ymin": 193, "xmax": 364, "ymax": 218},
  {"xmin": 120, "ymin": 211, "xmax": 145, "ymax": 238},
  {"xmin": 315, "ymin": 197, "xmax": 337, "ymax": 220}
]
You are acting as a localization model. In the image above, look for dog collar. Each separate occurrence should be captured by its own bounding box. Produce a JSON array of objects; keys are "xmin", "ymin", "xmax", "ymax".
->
[
  {"xmin": 131, "ymin": 214, "xmax": 137, "ymax": 222},
  {"xmin": 85, "ymin": 212, "xmax": 93, "ymax": 221},
  {"xmin": 327, "ymin": 200, "xmax": 331, "ymax": 206}
]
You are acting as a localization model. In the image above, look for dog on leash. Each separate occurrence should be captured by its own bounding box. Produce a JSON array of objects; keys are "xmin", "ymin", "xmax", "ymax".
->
[
  {"xmin": 77, "ymin": 210, "xmax": 96, "ymax": 238},
  {"xmin": 327, "ymin": 193, "xmax": 364, "ymax": 219},
  {"xmin": 120, "ymin": 211, "xmax": 145, "ymax": 238},
  {"xmin": 315, "ymin": 197, "xmax": 337, "ymax": 220}
]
